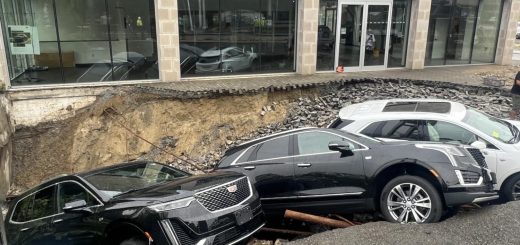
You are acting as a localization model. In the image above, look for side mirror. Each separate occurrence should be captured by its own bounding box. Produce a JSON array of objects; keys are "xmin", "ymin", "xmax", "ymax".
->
[
  {"xmin": 63, "ymin": 200, "xmax": 92, "ymax": 215},
  {"xmin": 328, "ymin": 141, "xmax": 353, "ymax": 153},
  {"xmin": 470, "ymin": 141, "xmax": 487, "ymax": 150}
]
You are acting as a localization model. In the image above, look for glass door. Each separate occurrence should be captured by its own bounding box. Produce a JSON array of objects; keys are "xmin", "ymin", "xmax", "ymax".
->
[{"xmin": 335, "ymin": 1, "xmax": 391, "ymax": 71}]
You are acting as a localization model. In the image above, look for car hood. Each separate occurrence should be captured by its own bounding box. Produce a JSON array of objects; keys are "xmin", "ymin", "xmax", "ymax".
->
[
  {"xmin": 200, "ymin": 49, "xmax": 221, "ymax": 57},
  {"xmin": 108, "ymin": 171, "xmax": 244, "ymax": 204}
]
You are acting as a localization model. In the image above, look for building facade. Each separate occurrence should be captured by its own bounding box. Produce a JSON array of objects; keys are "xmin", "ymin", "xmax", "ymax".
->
[{"xmin": 0, "ymin": 0, "xmax": 518, "ymax": 88}]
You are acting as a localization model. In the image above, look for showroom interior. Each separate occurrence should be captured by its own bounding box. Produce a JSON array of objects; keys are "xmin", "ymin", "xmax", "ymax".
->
[{"xmin": 0, "ymin": 0, "xmax": 516, "ymax": 88}]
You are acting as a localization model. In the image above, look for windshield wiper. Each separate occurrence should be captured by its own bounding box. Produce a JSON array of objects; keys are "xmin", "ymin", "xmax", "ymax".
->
[
  {"xmin": 506, "ymin": 121, "xmax": 519, "ymax": 143},
  {"xmin": 113, "ymin": 188, "xmax": 140, "ymax": 197}
]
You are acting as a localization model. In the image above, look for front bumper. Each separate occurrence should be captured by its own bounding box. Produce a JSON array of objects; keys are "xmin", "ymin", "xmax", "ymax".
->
[{"xmin": 444, "ymin": 185, "xmax": 498, "ymax": 207}]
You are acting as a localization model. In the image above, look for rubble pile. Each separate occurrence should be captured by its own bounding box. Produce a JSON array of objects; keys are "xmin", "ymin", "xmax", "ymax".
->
[{"xmin": 195, "ymin": 80, "xmax": 510, "ymax": 169}]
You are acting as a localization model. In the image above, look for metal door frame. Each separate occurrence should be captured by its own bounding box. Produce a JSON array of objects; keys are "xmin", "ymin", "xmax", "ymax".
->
[{"xmin": 335, "ymin": 0, "xmax": 393, "ymax": 72}]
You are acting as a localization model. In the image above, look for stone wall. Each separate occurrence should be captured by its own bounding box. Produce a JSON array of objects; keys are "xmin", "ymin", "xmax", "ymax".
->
[{"xmin": 0, "ymin": 94, "xmax": 13, "ymax": 201}]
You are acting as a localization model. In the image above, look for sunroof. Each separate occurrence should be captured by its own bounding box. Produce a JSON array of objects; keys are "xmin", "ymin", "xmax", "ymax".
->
[{"xmin": 383, "ymin": 102, "xmax": 451, "ymax": 113}]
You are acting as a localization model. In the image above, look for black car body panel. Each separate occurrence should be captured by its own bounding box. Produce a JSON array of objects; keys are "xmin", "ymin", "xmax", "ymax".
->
[
  {"xmin": 5, "ymin": 162, "xmax": 264, "ymax": 245},
  {"xmin": 215, "ymin": 128, "xmax": 496, "ymax": 216}
]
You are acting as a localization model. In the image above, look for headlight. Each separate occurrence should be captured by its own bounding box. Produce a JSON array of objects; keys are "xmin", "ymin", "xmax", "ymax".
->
[
  {"xmin": 416, "ymin": 144, "xmax": 466, "ymax": 166},
  {"xmin": 148, "ymin": 197, "xmax": 194, "ymax": 212}
]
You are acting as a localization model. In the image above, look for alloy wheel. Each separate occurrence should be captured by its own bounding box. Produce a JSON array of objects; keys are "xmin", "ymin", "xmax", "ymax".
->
[
  {"xmin": 512, "ymin": 180, "xmax": 520, "ymax": 201},
  {"xmin": 387, "ymin": 183, "xmax": 432, "ymax": 223}
]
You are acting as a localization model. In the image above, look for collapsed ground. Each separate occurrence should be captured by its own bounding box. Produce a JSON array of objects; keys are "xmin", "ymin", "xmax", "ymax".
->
[{"xmin": 10, "ymin": 79, "xmax": 510, "ymax": 192}]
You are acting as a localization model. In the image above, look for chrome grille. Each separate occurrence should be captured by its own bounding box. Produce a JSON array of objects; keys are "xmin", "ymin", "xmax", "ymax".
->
[
  {"xmin": 461, "ymin": 170, "xmax": 481, "ymax": 184},
  {"xmin": 194, "ymin": 177, "xmax": 251, "ymax": 212},
  {"xmin": 466, "ymin": 148, "xmax": 488, "ymax": 168}
]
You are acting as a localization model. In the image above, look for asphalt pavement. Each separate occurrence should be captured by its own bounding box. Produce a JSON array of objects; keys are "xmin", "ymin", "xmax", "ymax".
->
[{"xmin": 289, "ymin": 201, "xmax": 520, "ymax": 245}]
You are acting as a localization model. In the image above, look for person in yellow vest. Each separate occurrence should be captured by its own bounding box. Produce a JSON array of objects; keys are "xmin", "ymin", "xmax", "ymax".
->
[{"xmin": 136, "ymin": 16, "xmax": 143, "ymax": 27}]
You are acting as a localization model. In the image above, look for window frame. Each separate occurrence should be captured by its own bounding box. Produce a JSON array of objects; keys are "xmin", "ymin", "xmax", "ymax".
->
[
  {"xmin": 357, "ymin": 119, "xmax": 501, "ymax": 150},
  {"xmin": 57, "ymin": 181, "xmax": 103, "ymax": 213},
  {"xmin": 294, "ymin": 131, "xmax": 364, "ymax": 155},
  {"xmin": 9, "ymin": 180, "xmax": 103, "ymax": 225},
  {"xmin": 231, "ymin": 130, "xmax": 369, "ymax": 165},
  {"xmin": 9, "ymin": 185, "xmax": 57, "ymax": 224},
  {"xmin": 422, "ymin": 120, "xmax": 499, "ymax": 150}
]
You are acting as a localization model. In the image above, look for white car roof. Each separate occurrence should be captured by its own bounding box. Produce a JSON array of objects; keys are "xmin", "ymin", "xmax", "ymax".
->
[{"xmin": 338, "ymin": 99, "xmax": 468, "ymax": 122}]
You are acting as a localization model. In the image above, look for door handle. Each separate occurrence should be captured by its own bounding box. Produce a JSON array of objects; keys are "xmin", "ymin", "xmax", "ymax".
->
[
  {"xmin": 53, "ymin": 219, "xmax": 64, "ymax": 224},
  {"xmin": 243, "ymin": 166, "xmax": 256, "ymax": 170},
  {"xmin": 297, "ymin": 163, "xmax": 312, "ymax": 168},
  {"xmin": 20, "ymin": 227, "xmax": 30, "ymax": 232}
]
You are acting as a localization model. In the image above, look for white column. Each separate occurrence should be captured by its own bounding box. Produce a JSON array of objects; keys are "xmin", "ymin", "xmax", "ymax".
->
[
  {"xmin": 495, "ymin": 0, "xmax": 520, "ymax": 65},
  {"xmin": 156, "ymin": 0, "xmax": 182, "ymax": 82}
]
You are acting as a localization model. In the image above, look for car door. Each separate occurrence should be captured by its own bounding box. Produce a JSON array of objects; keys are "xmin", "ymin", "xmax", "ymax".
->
[
  {"xmin": 51, "ymin": 181, "xmax": 104, "ymax": 245},
  {"xmin": 227, "ymin": 135, "xmax": 297, "ymax": 200},
  {"xmin": 292, "ymin": 131, "xmax": 367, "ymax": 199},
  {"xmin": 423, "ymin": 120, "xmax": 499, "ymax": 173},
  {"xmin": 7, "ymin": 185, "xmax": 57, "ymax": 245}
]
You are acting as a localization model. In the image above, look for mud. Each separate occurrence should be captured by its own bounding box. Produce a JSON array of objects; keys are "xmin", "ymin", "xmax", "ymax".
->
[{"xmin": 12, "ymin": 86, "xmax": 319, "ymax": 190}]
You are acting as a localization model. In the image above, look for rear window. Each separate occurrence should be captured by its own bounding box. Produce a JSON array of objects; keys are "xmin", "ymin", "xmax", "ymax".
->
[
  {"xmin": 383, "ymin": 102, "xmax": 451, "ymax": 113},
  {"xmin": 328, "ymin": 118, "xmax": 354, "ymax": 129}
]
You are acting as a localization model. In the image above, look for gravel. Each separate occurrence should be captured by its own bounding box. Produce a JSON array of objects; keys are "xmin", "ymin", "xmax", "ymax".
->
[{"xmin": 289, "ymin": 201, "xmax": 520, "ymax": 245}]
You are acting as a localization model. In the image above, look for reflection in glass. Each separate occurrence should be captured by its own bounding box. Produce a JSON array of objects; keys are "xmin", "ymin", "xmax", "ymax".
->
[
  {"xmin": 445, "ymin": 0, "xmax": 478, "ymax": 65},
  {"xmin": 338, "ymin": 5, "xmax": 363, "ymax": 68},
  {"xmin": 316, "ymin": 0, "xmax": 337, "ymax": 71},
  {"xmin": 426, "ymin": 0, "xmax": 503, "ymax": 66},
  {"xmin": 178, "ymin": 0, "xmax": 296, "ymax": 77},
  {"xmin": 472, "ymin": 0, "xmax": 502, "ymax": 64},
  {"xmin": 1, "ymin": 0, "xmax": 159, "ymax": 86},
  {"xmin": 364, "ymin": 5, "xmax": 389, "ymax": 67},
  {"xmin": 425, "ymin": 0, "xmax": 451, "ymax": 66},
  {"xmin": 388, "ymin": 0, "xmax": 410, "ymax": 67}
]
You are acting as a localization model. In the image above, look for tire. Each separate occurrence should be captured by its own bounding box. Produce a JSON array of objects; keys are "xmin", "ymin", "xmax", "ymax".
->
[
  {"xmin": 380, "ymin": 175, "xmax": 443, "ymax": 223},
  {"xmin": 501, "ymin": 174, "xmax": 520, "ymax": 202},
  {"xmin": 120, "ymin": 238, "xmax": 147, "ymax": 245}
]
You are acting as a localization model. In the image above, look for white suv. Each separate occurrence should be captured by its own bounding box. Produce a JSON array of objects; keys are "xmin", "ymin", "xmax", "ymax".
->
[{"xmin": 329, "ymin": 99, "xmax": 520, "ymax": 201}]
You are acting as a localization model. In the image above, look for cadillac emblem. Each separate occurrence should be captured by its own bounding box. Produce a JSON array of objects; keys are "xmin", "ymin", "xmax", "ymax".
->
[{"xmin": 227, "ymin": 185, "xmax": 238, "ymax": 193}]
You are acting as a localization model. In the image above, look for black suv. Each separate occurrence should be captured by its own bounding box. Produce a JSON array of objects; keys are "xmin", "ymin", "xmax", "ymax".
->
[
  {"xmin": 216, "ymin": 128, "xmax": 497, "ymax": 223},
  {"xmin": 4, "ymin": 162, "xmax": 264, "ymax": 245}
]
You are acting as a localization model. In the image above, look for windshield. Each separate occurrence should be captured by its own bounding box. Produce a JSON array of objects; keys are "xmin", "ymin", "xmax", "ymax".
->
[
  {"xmin": 84, "ymin": 163, "xmax": 189, "ymax": 197},
  {"xmin": 462, "ymin": 108, "xmax": 517, "ymax": 144}
]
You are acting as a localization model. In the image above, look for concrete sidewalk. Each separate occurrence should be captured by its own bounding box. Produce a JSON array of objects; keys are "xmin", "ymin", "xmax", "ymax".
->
[{"xmin": 151, "ymin": 64, "xmax": 519, "ymax": 93}]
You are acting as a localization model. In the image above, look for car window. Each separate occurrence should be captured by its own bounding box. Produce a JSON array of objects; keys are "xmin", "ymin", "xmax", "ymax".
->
[
  {"xmin": 32, "ymin": 185, "xmax": 57, "ymax": 220},
  {"xmin": 228, "ymin": 49, "xmax": 242, "ymax": 57},
  {"xmin": 297, "ymin": 131, "xmax": 359, "ymax": 155},
  {"xmin": 425, "ymin": 121, "xmax": 477, "ymax": 145},
  {"xmin": 11, "ymin": 195, "xmax": 34, "ymax": 222},
  {"xmin": 362, "ymin": 120, "xmax": 421, "ymax": 140},
  {"xmin": 84, "ymin": 163, "xmax": 189, "ymax": 197},
  {"xmin": 236, "ymin": 146, "xmax": 256, "ymax": 163},
  {"xmin": 252, "ymin": 136, "xmax": 290, "ymax": 161},
  {"xmin": 58, "ymin": 182, "xmax": 100, "ymax": 212}
]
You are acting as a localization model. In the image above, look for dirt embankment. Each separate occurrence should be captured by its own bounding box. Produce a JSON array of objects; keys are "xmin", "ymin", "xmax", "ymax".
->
[{"xmin": 12, "ymin": 87, "xmax": 318, "ymax": 190}]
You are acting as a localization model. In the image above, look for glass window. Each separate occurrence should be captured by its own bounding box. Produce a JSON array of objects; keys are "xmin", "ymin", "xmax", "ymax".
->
[
  {"xmin": 58, "ymin": 182, "xmax": 99, "ymax": 211},
  {"xmin": 425, "ymin": 0, "xmax": 503, "ymax": 66},
  {"xmin": 1, "ymin": 0, "xmax": 159, "ymax": 87},
  {"xmin": 297, "ymin": 131, "xmax": 358, "ymax": 155},
  {"xmin": 253, "ymin": 136, "xmax": 290, "ymax": 161},
  {"xmin": 84, "ymin": 163, "xmax": 189, "ymax": 197},
  {"xmin": 362, "ymin": 120, "xmax": 421, "ymax": 140},
  {"xmin": 388, "ymin": 0, "xmax": 411, "ymax": 67},
  {"xmin": 471, "ymin": 0, "xmax": 502, "ymax": 64},
  {"xmin": 11, "ymin": 195, "xmax": 35, "ymax": 222},
  {"xmin": 32, "ymin": 185, "xmax": 57, "ymax": 220},
  {"xmin": 316, "ymin": 0, "xmax": 338, "ymax": 71},
  {"xmin": 462, "ymin": 109, "xmax": 516, "ymax": 144},
  {"xmin": 178, "ymin": 0, "xmax": 296, "ymax": 77},
  {"xmin": 425, "ymin": 120, "xmax": 477, "ymax": 145}
]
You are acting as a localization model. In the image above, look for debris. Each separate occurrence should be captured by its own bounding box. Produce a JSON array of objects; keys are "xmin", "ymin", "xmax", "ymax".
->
[
  {"xmin": 284, "ymin": 210, "xmax": 353, "ymax": 229},
  {"xmin": 261, "ymin": 227, "xmax": 314, "ymax": 237}
]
